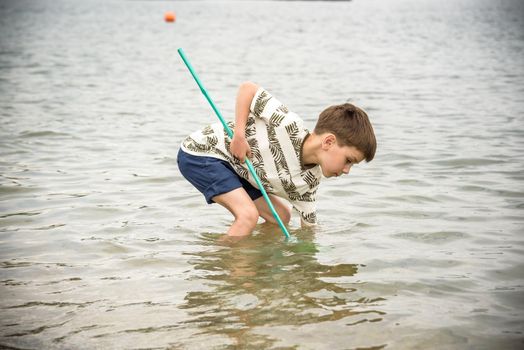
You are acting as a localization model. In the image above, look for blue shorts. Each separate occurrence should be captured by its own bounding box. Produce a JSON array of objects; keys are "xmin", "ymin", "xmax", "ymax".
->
[{"xmin": 177, "ymin": 149, "xmax": 263, "ymax": 204}]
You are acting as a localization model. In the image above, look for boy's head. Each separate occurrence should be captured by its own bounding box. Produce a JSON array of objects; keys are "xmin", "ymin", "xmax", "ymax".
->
[{"xmin": 314, "ymin": 103, "xmax": 376, "ymax": 162}]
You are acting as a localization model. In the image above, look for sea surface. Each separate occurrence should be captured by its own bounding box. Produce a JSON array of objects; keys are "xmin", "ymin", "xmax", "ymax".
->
[{"xmin": 1, "ymin": 0, "xmax": 523, "ymax": 349}]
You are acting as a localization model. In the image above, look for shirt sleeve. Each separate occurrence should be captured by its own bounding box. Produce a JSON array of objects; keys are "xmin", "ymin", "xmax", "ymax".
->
[
  {"xmin": 249, "ymin": 87, "xmax": 288, "ymax": 123},
  {"xmin": 291, "ymin": 199, "xmax": 318, "ymax": 226}
]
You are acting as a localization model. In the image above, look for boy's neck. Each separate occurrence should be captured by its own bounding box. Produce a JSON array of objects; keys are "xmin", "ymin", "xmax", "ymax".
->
[{"xmin": 301, "ymin": 132, "xmax": 321, "ymax": 169}]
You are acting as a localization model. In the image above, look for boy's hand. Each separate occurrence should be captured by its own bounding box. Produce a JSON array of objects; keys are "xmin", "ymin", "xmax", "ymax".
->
[{"xmin": 230, "ymin": 134, "xmax": 252, "ymax": 162}]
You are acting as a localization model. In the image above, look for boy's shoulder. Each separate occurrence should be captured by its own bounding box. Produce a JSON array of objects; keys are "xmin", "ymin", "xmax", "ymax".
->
[{"xmin": 251, "ymin": 86, "xmax": 304, "ymax": 128}]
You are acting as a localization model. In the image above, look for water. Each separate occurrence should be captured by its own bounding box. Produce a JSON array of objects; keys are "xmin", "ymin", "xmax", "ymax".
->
[{"xmin": 1, "ymin": 0, "xmax": 523, "ymax": 348}]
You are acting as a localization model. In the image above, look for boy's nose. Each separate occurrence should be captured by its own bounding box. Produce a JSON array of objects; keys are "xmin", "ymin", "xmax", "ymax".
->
[{"xmin": 343, "ymin": 164, "xmax": 351, "ymax": 174}]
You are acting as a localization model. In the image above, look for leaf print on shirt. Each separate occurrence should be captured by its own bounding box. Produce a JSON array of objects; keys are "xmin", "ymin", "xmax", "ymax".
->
[
  {"xmin": 267, "ymin": 125, "xmax": 290, "ymax": 178},
  {"xmin": 250, "ymin": 139, "xmax": 264, "ymax": 166},
  {"xmin": 277, "ymin": 104, "xmax": 289, "ymax": 114},
  {"xmin": 202, "ymin": 125, "xmax": 214, "ymax": 135},
  {"xmin": 248, "ymin": 138, "xmax": 272, "ymax": 191},
  {"xmin": 269, "ymin": 112, "xmax": 286, "ymax": 127},
  {"xmin": 245, "ymin": 115, "xmax": 256, "ymax": 138},
  {"xmin": 253, "ymin": 90, "xmax": 271, "ymax": 118},
  {"xmin": 183, "ymin": 135, "xmax": 218, "ymax": 153},
  {"xmin": 302, "ymin": 171, "xmax": 320, "ymax": 190},
  {"xmin": 287, "ymin": 181, "xmax": 316, "ymax": 202},
  {"xmin": 285, "ymin": 122, "xmax": 303, "ymax": 161},
  {"xmin": 281, "ymin": 178, "xmax": 301, "ymax": 200},
  {"xmin": 234, "ymin": 164, "xmax": 250, "ymax": 180},
  {"xmin": 301, "ymin": 211, "xmax": 317, "ymax": 224}
]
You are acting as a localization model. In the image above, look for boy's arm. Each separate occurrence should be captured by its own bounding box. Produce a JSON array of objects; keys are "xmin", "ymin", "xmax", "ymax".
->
[{"xmin": 230, "ymin": 81, "xmax": 258, "ymax": 162}]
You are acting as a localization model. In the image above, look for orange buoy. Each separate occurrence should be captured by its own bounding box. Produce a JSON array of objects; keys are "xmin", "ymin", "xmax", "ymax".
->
[{"xmin": 164, "ymin": 11, "xmax": 176, "ymax": 23}]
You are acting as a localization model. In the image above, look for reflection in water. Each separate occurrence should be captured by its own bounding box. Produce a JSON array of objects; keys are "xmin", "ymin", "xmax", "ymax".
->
[{"xmin": 179, "ymin": 226, "xmax": 386, "ymax": 348}]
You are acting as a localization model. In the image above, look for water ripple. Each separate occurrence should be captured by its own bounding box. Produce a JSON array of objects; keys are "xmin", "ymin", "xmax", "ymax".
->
[{"xmin": 0, "ymin": 0, "xmax": 523, "ymax": 348}]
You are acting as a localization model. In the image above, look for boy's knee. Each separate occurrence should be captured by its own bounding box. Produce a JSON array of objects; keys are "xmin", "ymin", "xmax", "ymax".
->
[{"xmin": 237, "ymin": 206, "xmax": 259, "ymax": 228}]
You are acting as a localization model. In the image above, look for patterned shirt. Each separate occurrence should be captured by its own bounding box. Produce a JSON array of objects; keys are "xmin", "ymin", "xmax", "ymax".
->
[{"xmin": 181, "ymin": 87, "xmax": 322, "ymax": 225}]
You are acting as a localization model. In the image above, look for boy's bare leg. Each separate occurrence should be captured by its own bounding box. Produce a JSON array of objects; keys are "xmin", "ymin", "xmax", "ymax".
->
[
  {"xmin": 253, "ymin": 194, "xmax": 291, "ymax": 225},
  {"xmin": 212, "ymin": 188, "xmax": 260, "ymax": 237}
]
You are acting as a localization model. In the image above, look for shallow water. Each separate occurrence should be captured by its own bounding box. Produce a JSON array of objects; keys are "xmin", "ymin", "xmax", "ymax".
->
[{"xmin": 1, "ymin": 0, "xmax": 523, "ymax": 349}]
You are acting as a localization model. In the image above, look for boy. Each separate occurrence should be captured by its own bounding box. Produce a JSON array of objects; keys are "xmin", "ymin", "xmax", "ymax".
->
[{"xmin": 177, "ymin": 82, "xmax": 376, "ymax": 237}]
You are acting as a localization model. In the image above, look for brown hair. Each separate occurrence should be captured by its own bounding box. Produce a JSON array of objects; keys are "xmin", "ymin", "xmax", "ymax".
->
[{"xmin": 314, "ymin": 103, "xmax": 376, "ymax": 162}]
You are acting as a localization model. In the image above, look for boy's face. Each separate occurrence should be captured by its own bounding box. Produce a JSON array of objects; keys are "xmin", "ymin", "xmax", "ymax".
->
[{"xmin": 320, "ymin": 135, "xmax": 365, "ymax": 178}]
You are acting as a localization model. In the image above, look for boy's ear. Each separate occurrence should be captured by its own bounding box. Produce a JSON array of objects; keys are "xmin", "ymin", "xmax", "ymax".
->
[{"xmin": 322, "ymin": 134, "xmax": 336, "ymax": 149}]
